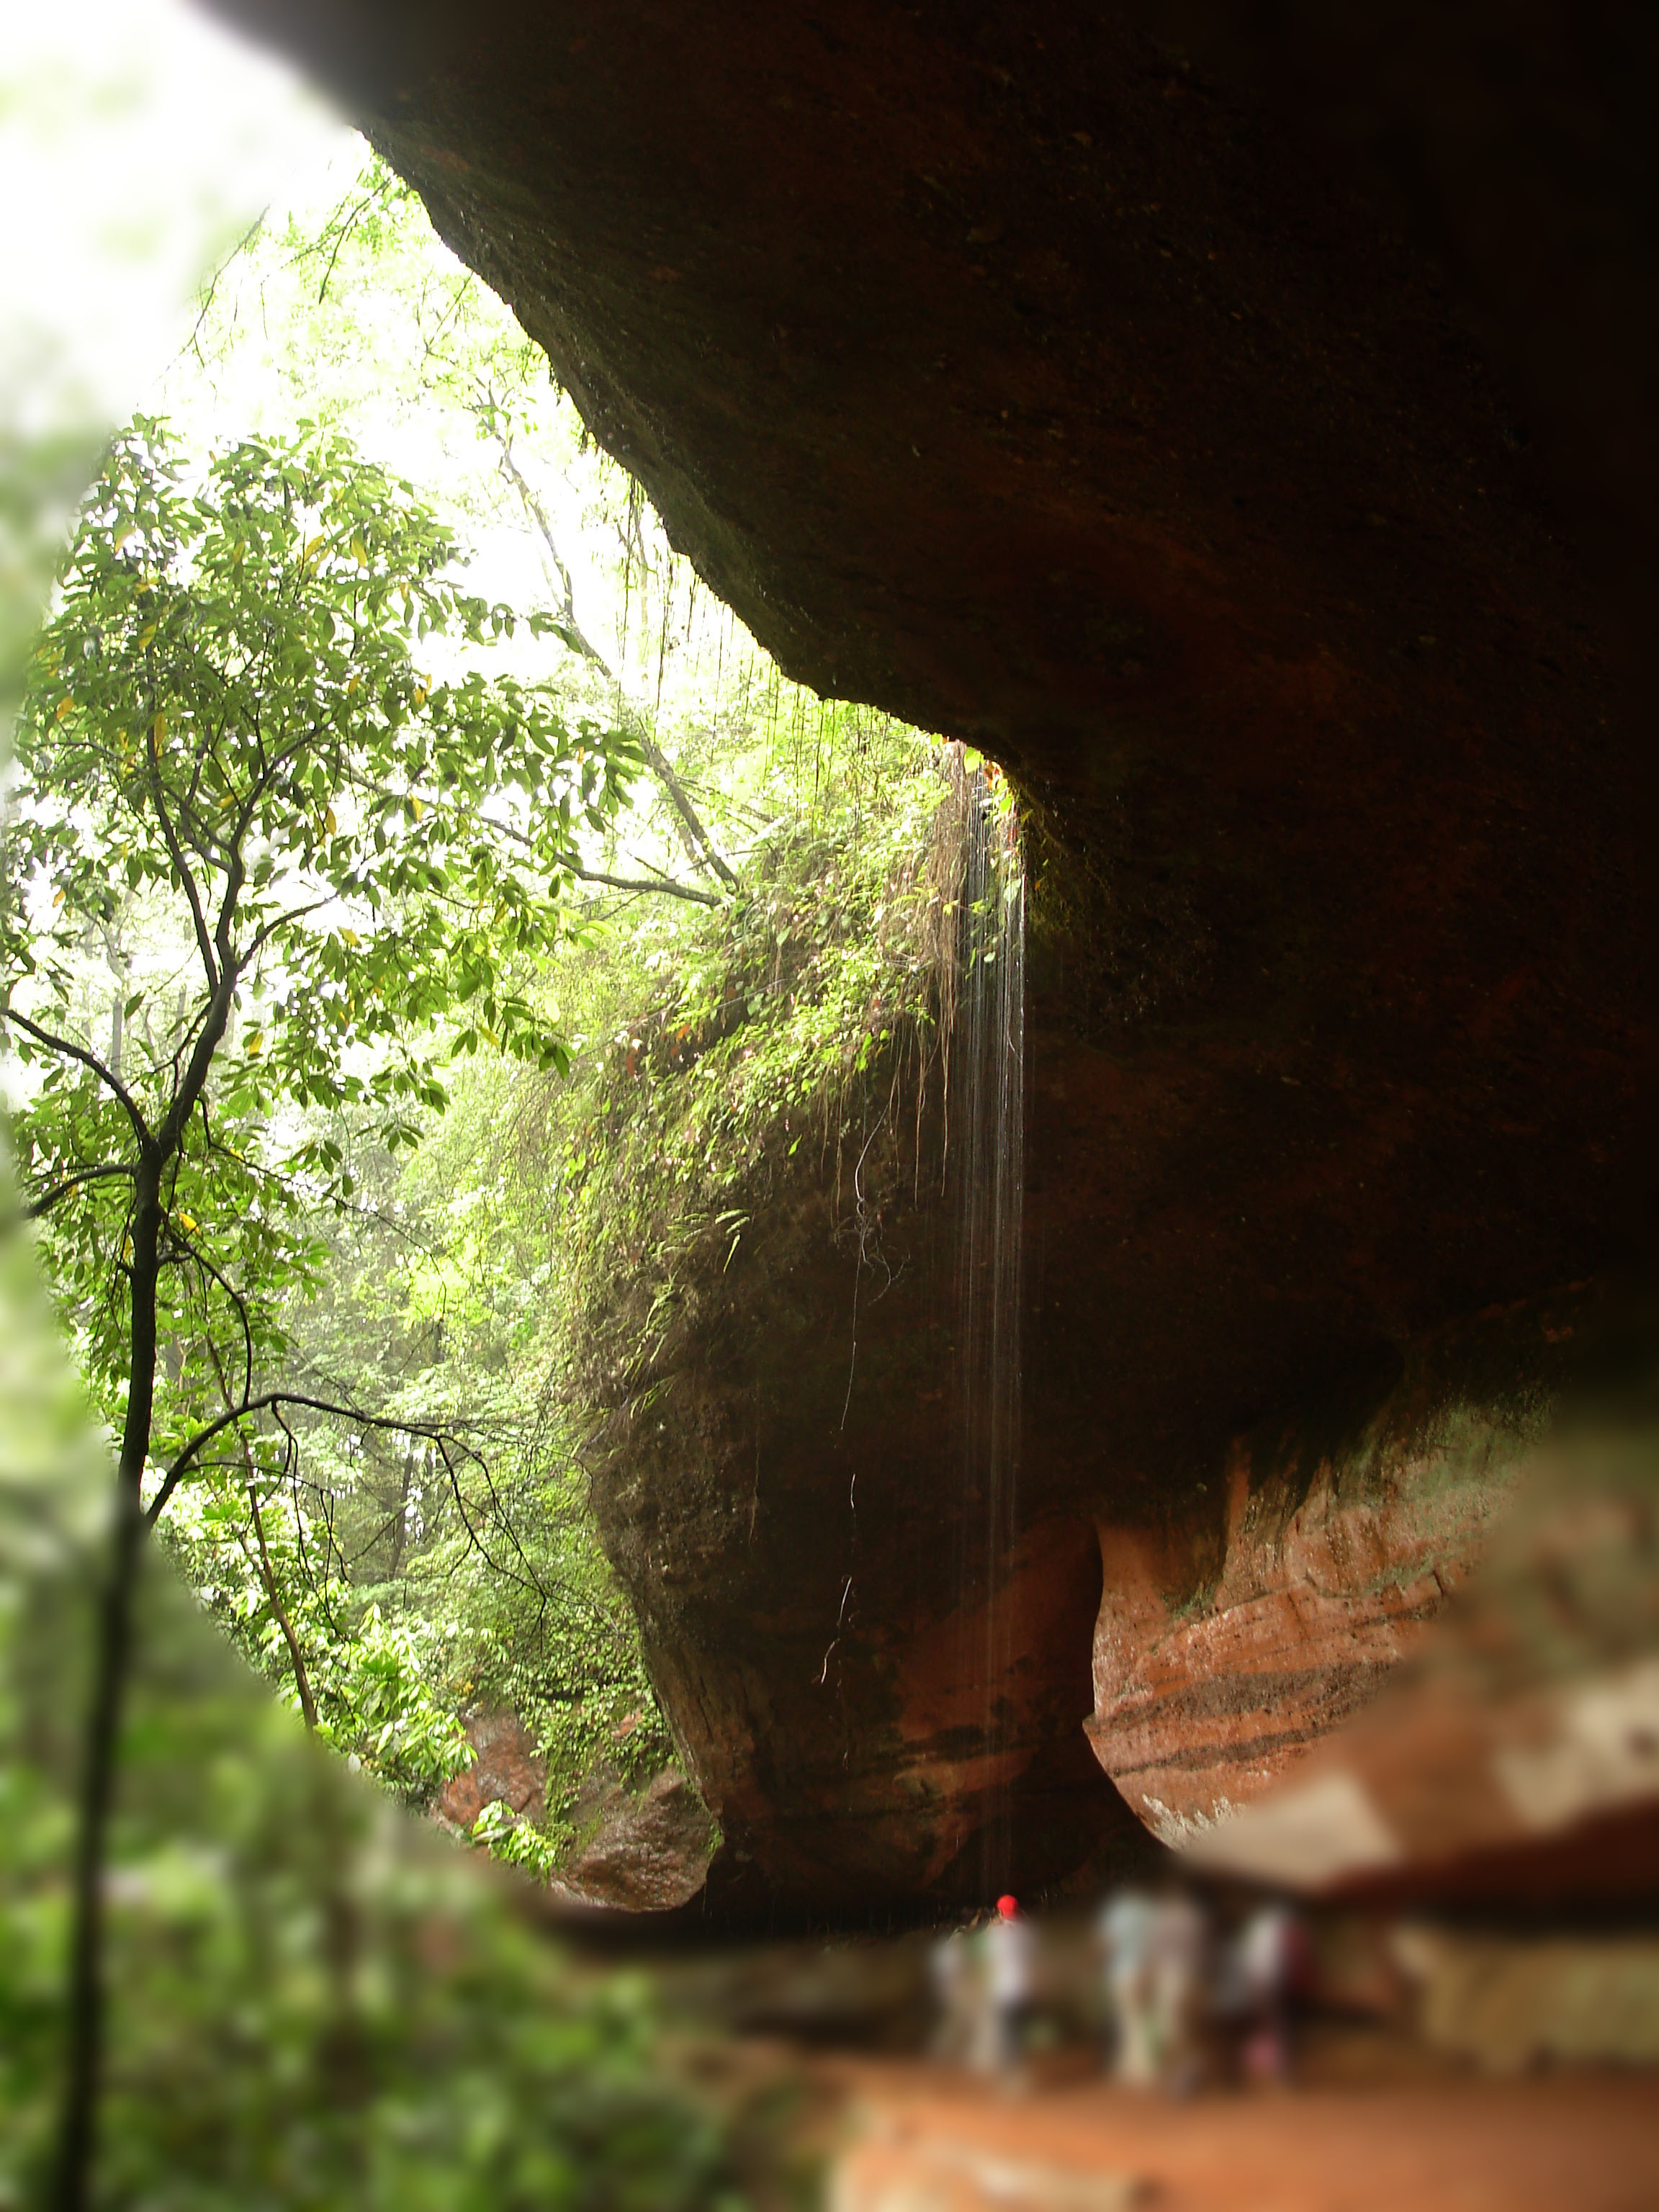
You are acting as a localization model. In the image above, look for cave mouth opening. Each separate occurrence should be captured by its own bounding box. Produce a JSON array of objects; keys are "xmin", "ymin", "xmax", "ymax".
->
[
  {"xmin": 11, "ymin": 21, "xmax": 1659, "ymax": 2212},
  {"xmin": 17, "ymin": 37, "xmax": 1103, "ymax": 1941}
]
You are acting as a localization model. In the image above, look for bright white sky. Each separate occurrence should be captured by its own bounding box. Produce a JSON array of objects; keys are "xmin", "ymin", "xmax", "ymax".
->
[
  {"xmin": 1, "ymin": 0, "xmax": 822, "ymax": 853},
  {"xmin": 0, "ymin": 0, "xmax": 709, "ymax": 702},
  {"xmin": 0, "ymin": 0, "xmax": 347, "ymax": 441}
]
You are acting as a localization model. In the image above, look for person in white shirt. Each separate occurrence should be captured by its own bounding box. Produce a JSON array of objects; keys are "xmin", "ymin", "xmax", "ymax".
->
[
  {"xmin": 928, "ymin": 1925, "xmax": 976, "ymax": 2064},
  {"xmin": 1235, "ymin": 1900, "xmax": 1305, "ymax": 2082},
  {"xmin": 1097, "ymin": 1887, "xmax": 1159, "ymax": 2084},
  {"xmin": 1148, "ymin": 1884, "xmax": 1210, "ymax": 2095},
  {"xmin": 979, "ymin": 1893, "xmax": 1038, "ymax": 2077}
]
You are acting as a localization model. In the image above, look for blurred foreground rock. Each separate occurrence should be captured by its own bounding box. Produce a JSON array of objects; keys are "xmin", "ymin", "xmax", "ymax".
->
[{"xmin": 1390, "ymin": 1927, "xmax": 1659, "ymax": 2075}]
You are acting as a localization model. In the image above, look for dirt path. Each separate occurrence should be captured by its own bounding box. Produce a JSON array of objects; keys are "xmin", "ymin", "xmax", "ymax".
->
[{"xmin": 822, "ymin": 2062, "xmax": 1659, "ymax": 2212}]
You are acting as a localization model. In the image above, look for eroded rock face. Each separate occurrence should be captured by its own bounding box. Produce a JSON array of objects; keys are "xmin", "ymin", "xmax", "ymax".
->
[
  {"xmin": 550, "ymin": 1768, "xmax": 716, "ymax": 1914},
  {"xmin": 1183, "ymin": 1386, "xmax": 1659, "ymax": 1905},
  {"xmin": 587, "ymin": 1104, "xmax": 1143, "ymax": 1918},
  {"xmin": 590, "ymin": 1098, "xmax": 1601, "ymax": 1912},
  {"xmin": 212, "ymin": 2, "xmax": 1655, "ymax": 1912},
  {"xmin": 436, "ymin": 1709, "xmax": 546, "ymax": 1833},
  {"xmin": 1083, "ymin": 1313, "xmax": 1572, "ymax": 1840}
]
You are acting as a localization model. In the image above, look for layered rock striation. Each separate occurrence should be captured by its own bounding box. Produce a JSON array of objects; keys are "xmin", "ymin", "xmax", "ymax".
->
[{"xmin": 1083, "ymin": 1308, "xmax": 1577, "ymax": 1840}]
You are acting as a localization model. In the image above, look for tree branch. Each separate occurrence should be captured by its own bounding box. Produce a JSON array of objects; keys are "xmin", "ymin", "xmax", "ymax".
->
[
  {"xmin": 144, "ymin": 720, "xmax": 219, "ymax": 998},
  {"xmin": 493, "ymin": 429, "xmax": 603, "ymax": 662},
  {"xmin": 1, "ymin": 1009, "xmax": 150, "ymax": 1145},
  {"xmin": 202, "ymin": 1333, "xmax": 321, "ymax": 1734},
  {"xmin": 411, "ymin": 786, "xmax": 722, "ymax": 909},
  {"xmin": 570, "ymin": 861, "xmax": 721, "ymax": 907},
  {"xmin": 174, "ymin": 1231, "xmax": 256, "ymax": 1414},
  {"xmin": 240, "ymin": 1485, "xmax": 320, "ymax": 1731},
  {"xmin": 488, "ymin": 421, "xmax": 739, "ymax": 890},
  {"xmin": 154, "ymin": 963, "xmax": 237, "ymax": 1165},
  {"xmin": 12, "ymin": 1162, "xmax": 135, "ymax": 1224},
  {"xmin": 210, "ymin": 837, "xmax": 246, "ymax": 986},
  {"xmin": 243, "ymin": 895, "xmax": 333, "ymax": 965},
  {"xmin": 302, "ymin": 169, "xmax": 399, "ymax": 305},
  {"xmin": 179, "ymin": 207, "xmax": 267, "ymax": 369},
  {"xmin": 435, "ymin": 1435, "xmax": 546, "ymax": 1599},
  {"xmin": 632, "ymin": 728, "xmax": 742, "ymax": 890},
  {"xmin": 145, "ymin": 1391, "xmax": 484, "ymax": 1530},
  {"xmin": 276, "ymin": 1410, "xmax": 343, "ymax": 1642},
  {"xmin": 148, "ymin": 827, "xmax": 248, "ymax": 1165}
]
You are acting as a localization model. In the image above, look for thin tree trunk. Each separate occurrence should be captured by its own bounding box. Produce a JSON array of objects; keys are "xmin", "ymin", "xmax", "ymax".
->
[
  {"xmin": 246, "ymin": 1480, "xmax": 319, "ymax": 1733},
  {"xmin": 388, "ymin": 1437, "xmax": 415, "ymax": 1584},
  {"xmin": 204, "ymin": 1333, "xmax": 320, "ymax": 1735},
  {"xmin": 51, "ymin": 1155, "xmax": 161, "ymax": 2212},
  {"xmin": 491, "ymin": 430, "xmax": 739, "ymax": 888},
  {"xmin": 632, "ymin": 727, "xmax": 741, "ymax": 891}
]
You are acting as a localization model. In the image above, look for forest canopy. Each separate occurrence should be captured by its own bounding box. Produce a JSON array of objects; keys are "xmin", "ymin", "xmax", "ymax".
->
[
  {"xmin": 1, "ymin": 132, "xmax": 974, "ymax": 2208},
  {"xmin": 5, "ymin": 146, "xmax": 955, "ymax": 1885}
]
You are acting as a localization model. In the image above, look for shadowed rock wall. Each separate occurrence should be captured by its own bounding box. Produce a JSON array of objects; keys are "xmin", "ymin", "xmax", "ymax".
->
[
  {"xmin": 584, "ymin": 1100, "xmax": 1140, "ymax": 1918},
  {"xmin": 212, "ymin": 1, "xmax": 1656, "ymax": 1912}
]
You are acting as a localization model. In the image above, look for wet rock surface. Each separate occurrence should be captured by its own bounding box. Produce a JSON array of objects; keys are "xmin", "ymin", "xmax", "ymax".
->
[
  {"xmin": 217, "ymin": 3, "xmax": 1657, "ymax": 1912},
  {"xmin": 549, "ymin": 1768, "xmax": 718, "ymax": 1914},
  {"xmin": 586, "ymin": 1103, "xmax": 1147, "ymax": 1919},
  {"xmin": 436, "ymin": 1709, "xmax": 546, "ymax": 1834}
]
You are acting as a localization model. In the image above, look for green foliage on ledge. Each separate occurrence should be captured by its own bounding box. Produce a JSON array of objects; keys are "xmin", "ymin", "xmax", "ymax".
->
[{"xmin": 534, "ymin": 723, "xmax": 953, "ymax": 1401}]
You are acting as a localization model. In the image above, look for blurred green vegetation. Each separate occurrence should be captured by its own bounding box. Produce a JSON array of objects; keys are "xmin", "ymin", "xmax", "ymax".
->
[{"xmin": 0, "ymin": 1228, "xmax": 805, "ymax": 2206}]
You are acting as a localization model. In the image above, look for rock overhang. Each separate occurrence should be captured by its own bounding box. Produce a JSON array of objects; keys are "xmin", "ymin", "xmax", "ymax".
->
[{"xmin": 203, "ymin": 0, "xmax": 1657, "ymax": 1909}]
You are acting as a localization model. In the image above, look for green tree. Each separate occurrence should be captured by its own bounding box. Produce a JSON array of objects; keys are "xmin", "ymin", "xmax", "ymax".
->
[{"xmin": 1, "ymin": 414, "xmax": 634, "ymax": 2210}]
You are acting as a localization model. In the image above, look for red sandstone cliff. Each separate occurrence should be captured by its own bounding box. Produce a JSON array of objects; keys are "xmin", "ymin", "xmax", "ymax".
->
[{"xmin": 203, "ymin": 1, "xmax": 1656, "ymax": 1915}]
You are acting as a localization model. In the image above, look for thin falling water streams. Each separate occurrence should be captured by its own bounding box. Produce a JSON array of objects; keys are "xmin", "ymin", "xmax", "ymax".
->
[{"xmin": 947, "ymin": 756, "xmax": 1026, "ymax": 1896}]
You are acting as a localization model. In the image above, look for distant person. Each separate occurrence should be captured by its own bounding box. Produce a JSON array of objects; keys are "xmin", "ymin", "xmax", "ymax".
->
[
  {"xmin": 1147, "ymin": 1884, "xmax": 1210, "ymax": 2095},
  {"xmin": 1235, "ymin": 1901, "xmax": 1307, "ymax": 2084},
  {"xmin": 979, "ymin": 1893, "xmax": 1038, "ymax": 2080},
  {"xmin": 1097, "ymin": 1887, "xmax": 1160, "ymax": 2085},
  {"xmin": 928, "ymin": 1924, "xmax": 978, "ymax": 2066}
]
